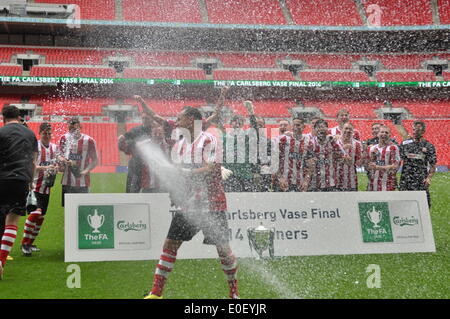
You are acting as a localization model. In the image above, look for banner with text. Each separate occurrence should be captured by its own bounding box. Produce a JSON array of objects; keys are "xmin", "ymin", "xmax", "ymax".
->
[
  {"xmin": 64, "ymin": 191, "xmax": 435, "ymax": 262},
  {"xmin": 1, "ymin": 76, "xmax": 450, "ymax": 88}
]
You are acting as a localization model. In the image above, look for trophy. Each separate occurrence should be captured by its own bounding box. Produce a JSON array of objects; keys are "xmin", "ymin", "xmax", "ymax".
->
[
  {"xmin": 247, "ymin": 223, "xmax": 275, "ymax": 260},
  {"xmin": 44, "ymin": 167, "xmax": 57, "ymax": 187},
  {"xmin": 87, "ymin": 209, "xmax": 104, "ymax": 233},
  {"xmin": 26, "ymin": 191, "xmax": 38, "ymax": 213},
  {"xmin": 367, "ymin": 206, "xmax": 382, "ymax": 228},
  {"xmin": 70, "ymin": 161, "xmax": 81, "ymax": 178}
]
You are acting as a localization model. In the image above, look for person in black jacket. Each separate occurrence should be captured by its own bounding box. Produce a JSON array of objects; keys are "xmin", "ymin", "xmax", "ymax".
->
[
  {"xmin": 399, "ymin": 121, "xmax": 436, "ymax": 208},
  {"xmin": 0, "ymin": 105, "xmax": 38, "ymax": 279}
]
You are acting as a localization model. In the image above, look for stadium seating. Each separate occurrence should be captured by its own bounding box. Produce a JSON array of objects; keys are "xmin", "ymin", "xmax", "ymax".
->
[
  {"xmin": 43, "ymin": 49, "xmax": 106, "ymax": 65},
  {"xmin": 362, "ymin": 0, "xmax": 433, "ymax": 26},
  {"xmin": 213, "ymin": 70, "xmax": 295, "ymax": 81},
  {"xmin": 122, "ymin": 98, "xmax": 206, "ymax": 117},
  {"xmin": 299, "ymin": 71, "xmax": 371, "ymax": 82},
  {"xmin": 130, "ymin": 51, "xmax": 196, "ymax": 67},
  {"xmin": 285, "ymin": 0, "xmax": 362, "ymax": 26},
  {"xmin": 122, "ymin": 0, "xmax": 202, "ymax": 23},
  {"xmin": 205, "ymin": 0, "xmax": 286, "ymax": 25},
  {"xmin": 123, "ymin": 68, "xmax": 206, "ymax": 80},
  {"xmin": 229, "ymin": 100, "xmax": 293, "ymax": 118},
  {"xmin": 0, "ymin": 65, "xmax": 23, "ymax": 76},
  {"xmin": 35, "ymin": 0, "xmax": 116, "ymax": 20},
  {"xmin": 30, "ymin": 66, "xmax": 116, "ymax": 78},
  {"xmin": 210, "ymin": 53, "xmax": 281, "ymax": 68},
  {"xmin": 24, "ymin": 0, "xmax": 450, "ymax": 27},
  {"xmin": 442, "ymin": 71, "xmax": 450, "ymax": 81},
  {"xmin": 82, "ymin": 123, "xmax": 120, "ymax": 166},
  {"xmin": 398, "ymin": 102, "xmax": 450, "ymax": 118},
  {"xmin": 289, "ymin": 54, "xmax": 355, "ymax": 69},
  {"xmin": 309, "ymin": 101, "xmax": 379, "ymax": 119},
  {"xmin": 33, "ymin": 97, "xmax": 114, "ymax": 116},
  {"xmin": 439, "ymin": 0, "xmax": 450, "ymax": 24},
  {"xmin": 375, "ymin": 71, "xmax": 436, "ymax": 82}
]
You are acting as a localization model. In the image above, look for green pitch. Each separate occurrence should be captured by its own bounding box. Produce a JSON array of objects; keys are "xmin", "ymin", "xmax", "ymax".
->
[{"xmin": 1, "ymin": 173, "xmax": 449, "ymax": 299}]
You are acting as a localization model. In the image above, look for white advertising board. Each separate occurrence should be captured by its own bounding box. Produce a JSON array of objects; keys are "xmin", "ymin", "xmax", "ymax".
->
[{"xmin": 64, "ymin": 191, "xmax": 435, "ymax": 262}]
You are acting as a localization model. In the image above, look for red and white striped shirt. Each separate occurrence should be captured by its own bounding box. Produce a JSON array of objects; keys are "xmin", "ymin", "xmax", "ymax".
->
[
  {"xmin": 34, "ymin": 140, "xmax": 59, "ymax": 194},
  {"xmin": 278, "ymin": 134, "xmax": 314, "ymax": 187},
  {"xmin": 335, "ymin": 139, "xmax": 362, "ymax": 190},
  {"xmin": 367, "ymin": 143, "xmax": 400, "ymax": 191},
  {"xmin": 310, "ymin": 137, "xmax": 346, "ymax": 189},
  {"xmin": 173, "ymin": 131, "xmax": 226, "ymax": 212},
  {"xmin": 328, "ymin": 126, "xmax": 361, "ymax": 140},
  {"xmin": 59, "ymin": 133, "xmax": 98, "ymax": 187}
]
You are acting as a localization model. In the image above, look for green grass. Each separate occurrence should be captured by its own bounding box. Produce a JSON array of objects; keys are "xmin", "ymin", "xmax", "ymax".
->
[{"xmin": 1, "ymin": 173, "xmax": 449, "ymax": 299}]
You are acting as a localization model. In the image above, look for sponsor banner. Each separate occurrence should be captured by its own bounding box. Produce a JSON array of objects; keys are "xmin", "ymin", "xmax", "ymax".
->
[
  {"xmin": 64, "ymin": 191, "xmax": 435, "ymax": 262},
  {"xmin": 1, "ymin": 76, "xmax": 449, "ymax": 88}
]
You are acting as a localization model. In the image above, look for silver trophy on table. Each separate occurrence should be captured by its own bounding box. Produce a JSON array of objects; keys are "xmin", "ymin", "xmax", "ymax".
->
[{"xmin": 247, "ymin": 223, "xmax": 275, "ymax": 260}]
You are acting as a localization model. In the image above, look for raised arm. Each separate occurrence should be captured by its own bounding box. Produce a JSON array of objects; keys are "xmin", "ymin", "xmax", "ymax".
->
[
  {"xmin": 133, "ymin": 95, "xmax": 167, "ymax": 126},
  {"xmin": 204, "ymin": 86, "xmax": 230, "ymax": 130}
]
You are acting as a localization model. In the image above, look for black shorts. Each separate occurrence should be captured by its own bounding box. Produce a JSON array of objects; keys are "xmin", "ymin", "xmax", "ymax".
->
[
  {"xmin": 61, "ymin": 185, "xmax": 89, "ymax": 207},
  {"xmin": 34, "ymin": 192, "xmax": 50, "ymax": 215},
  {"xmin": 0, "ymin": 180, "xmax": 29, "ymax": 216},
  {"xmin": 167, "ymin": 210, "xmax": 230, "ymax": 245}
]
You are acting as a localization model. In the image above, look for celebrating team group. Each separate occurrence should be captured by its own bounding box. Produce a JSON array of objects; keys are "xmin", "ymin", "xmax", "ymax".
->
[{"xmin": 0, "ymin": 89, "xmax": 437, "ymax": 298}]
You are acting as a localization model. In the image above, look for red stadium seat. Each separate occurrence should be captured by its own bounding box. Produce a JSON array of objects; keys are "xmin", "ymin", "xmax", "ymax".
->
[
  {"xmin": 210, "ymin": 53, "xmax": 281, "ymax": 68},
  {"xmin": 122, "ymin": 0, "xmax": 202, "ymax": 23},
  {"xmin": 310, "ymin": 101, "xmax": 379, "ymax": 119},
  {"xmin": 299, "ymin": 71, "xmax": 371, "ymax": 82},
  {"xmin": 123, "ymin": 68, "xmax": 206, "ymax": 80},
  {"xmin": 375, "ymin": 71, "xmax": 436, "ymax": 82},
  {"xmin": 442, "ymin": 71, "xmax": 450, "ymax": 81},
  {"xmin": 285, "ymin": 0, "xmax": 362, "ymax": 26},
  {"xmin": 362, "ymin": 0, "xmax": 433, "ymax": 26},
  {"xmin": 30, "ymin": 66, "xmax": 116, "ymax": 78},
  {"xmin": 439, "ymin": 0, "xmax": 450, "ymax": 24},
  {"xmin": 229, "ymin": 100, "xmax": 293, "ymax": 118},
  {"xmin": 205, "ymin": 0, "xmax": 286, "ymax": 25},
  {"xmin": 398, "ymin": 102, "xmax": 450, "ymax": 118},
  {"xmin": 0, "ymin": 65, "xmax": 23, "ymax": 76}
]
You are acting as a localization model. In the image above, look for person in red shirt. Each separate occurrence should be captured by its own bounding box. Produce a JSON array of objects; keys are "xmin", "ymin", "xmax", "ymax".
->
[
  {"xmin": 309, "ymin": 119, "xmax": 348, "ymax": 192},
  {"xmin": 144, "ymin": 106, "xmax": 239, "ymax": 300},
  {"xmin": 58, "ymin": 117, "xmax": 98, "ymax": 207},
  {"xmin": 275, "ymin": 117, "xmax": 315, "ymax": 192},
  {"xmin": 336, "ymin": 123, "xmax": 363, "ymax": 191},
  {"xmin": 366, "ymin": 125, "xmax": 400, "ymax": 191},
  {"xmin": 20, "ymin": 122, "xmax": 59, "ymax": 256}
]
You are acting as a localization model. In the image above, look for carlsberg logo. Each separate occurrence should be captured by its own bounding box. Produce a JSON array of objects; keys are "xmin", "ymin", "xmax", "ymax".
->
[
  {"xmin": 393, "ymin": 216, "xmax": 419, "ymax": 227},
  {"xmin": 116, "ymin": 220, "xmax": 147, "ymax": 232}
]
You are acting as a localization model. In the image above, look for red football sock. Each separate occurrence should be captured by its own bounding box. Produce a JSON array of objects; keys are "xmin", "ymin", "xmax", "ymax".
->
[
  {"xmin": 21, "ymin": 211, "xmax": 41, "ymax": 245},
  {"xmin": 0, "ymin": 225, "xmax": 18, "ymax": 267},
  {"xmin": 151, "ymin": 249, "xmax": 177, "ymax": 296},
  {"xmin": 29, "ymin": 216, "xmax": 44, "ymax": 246}
]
